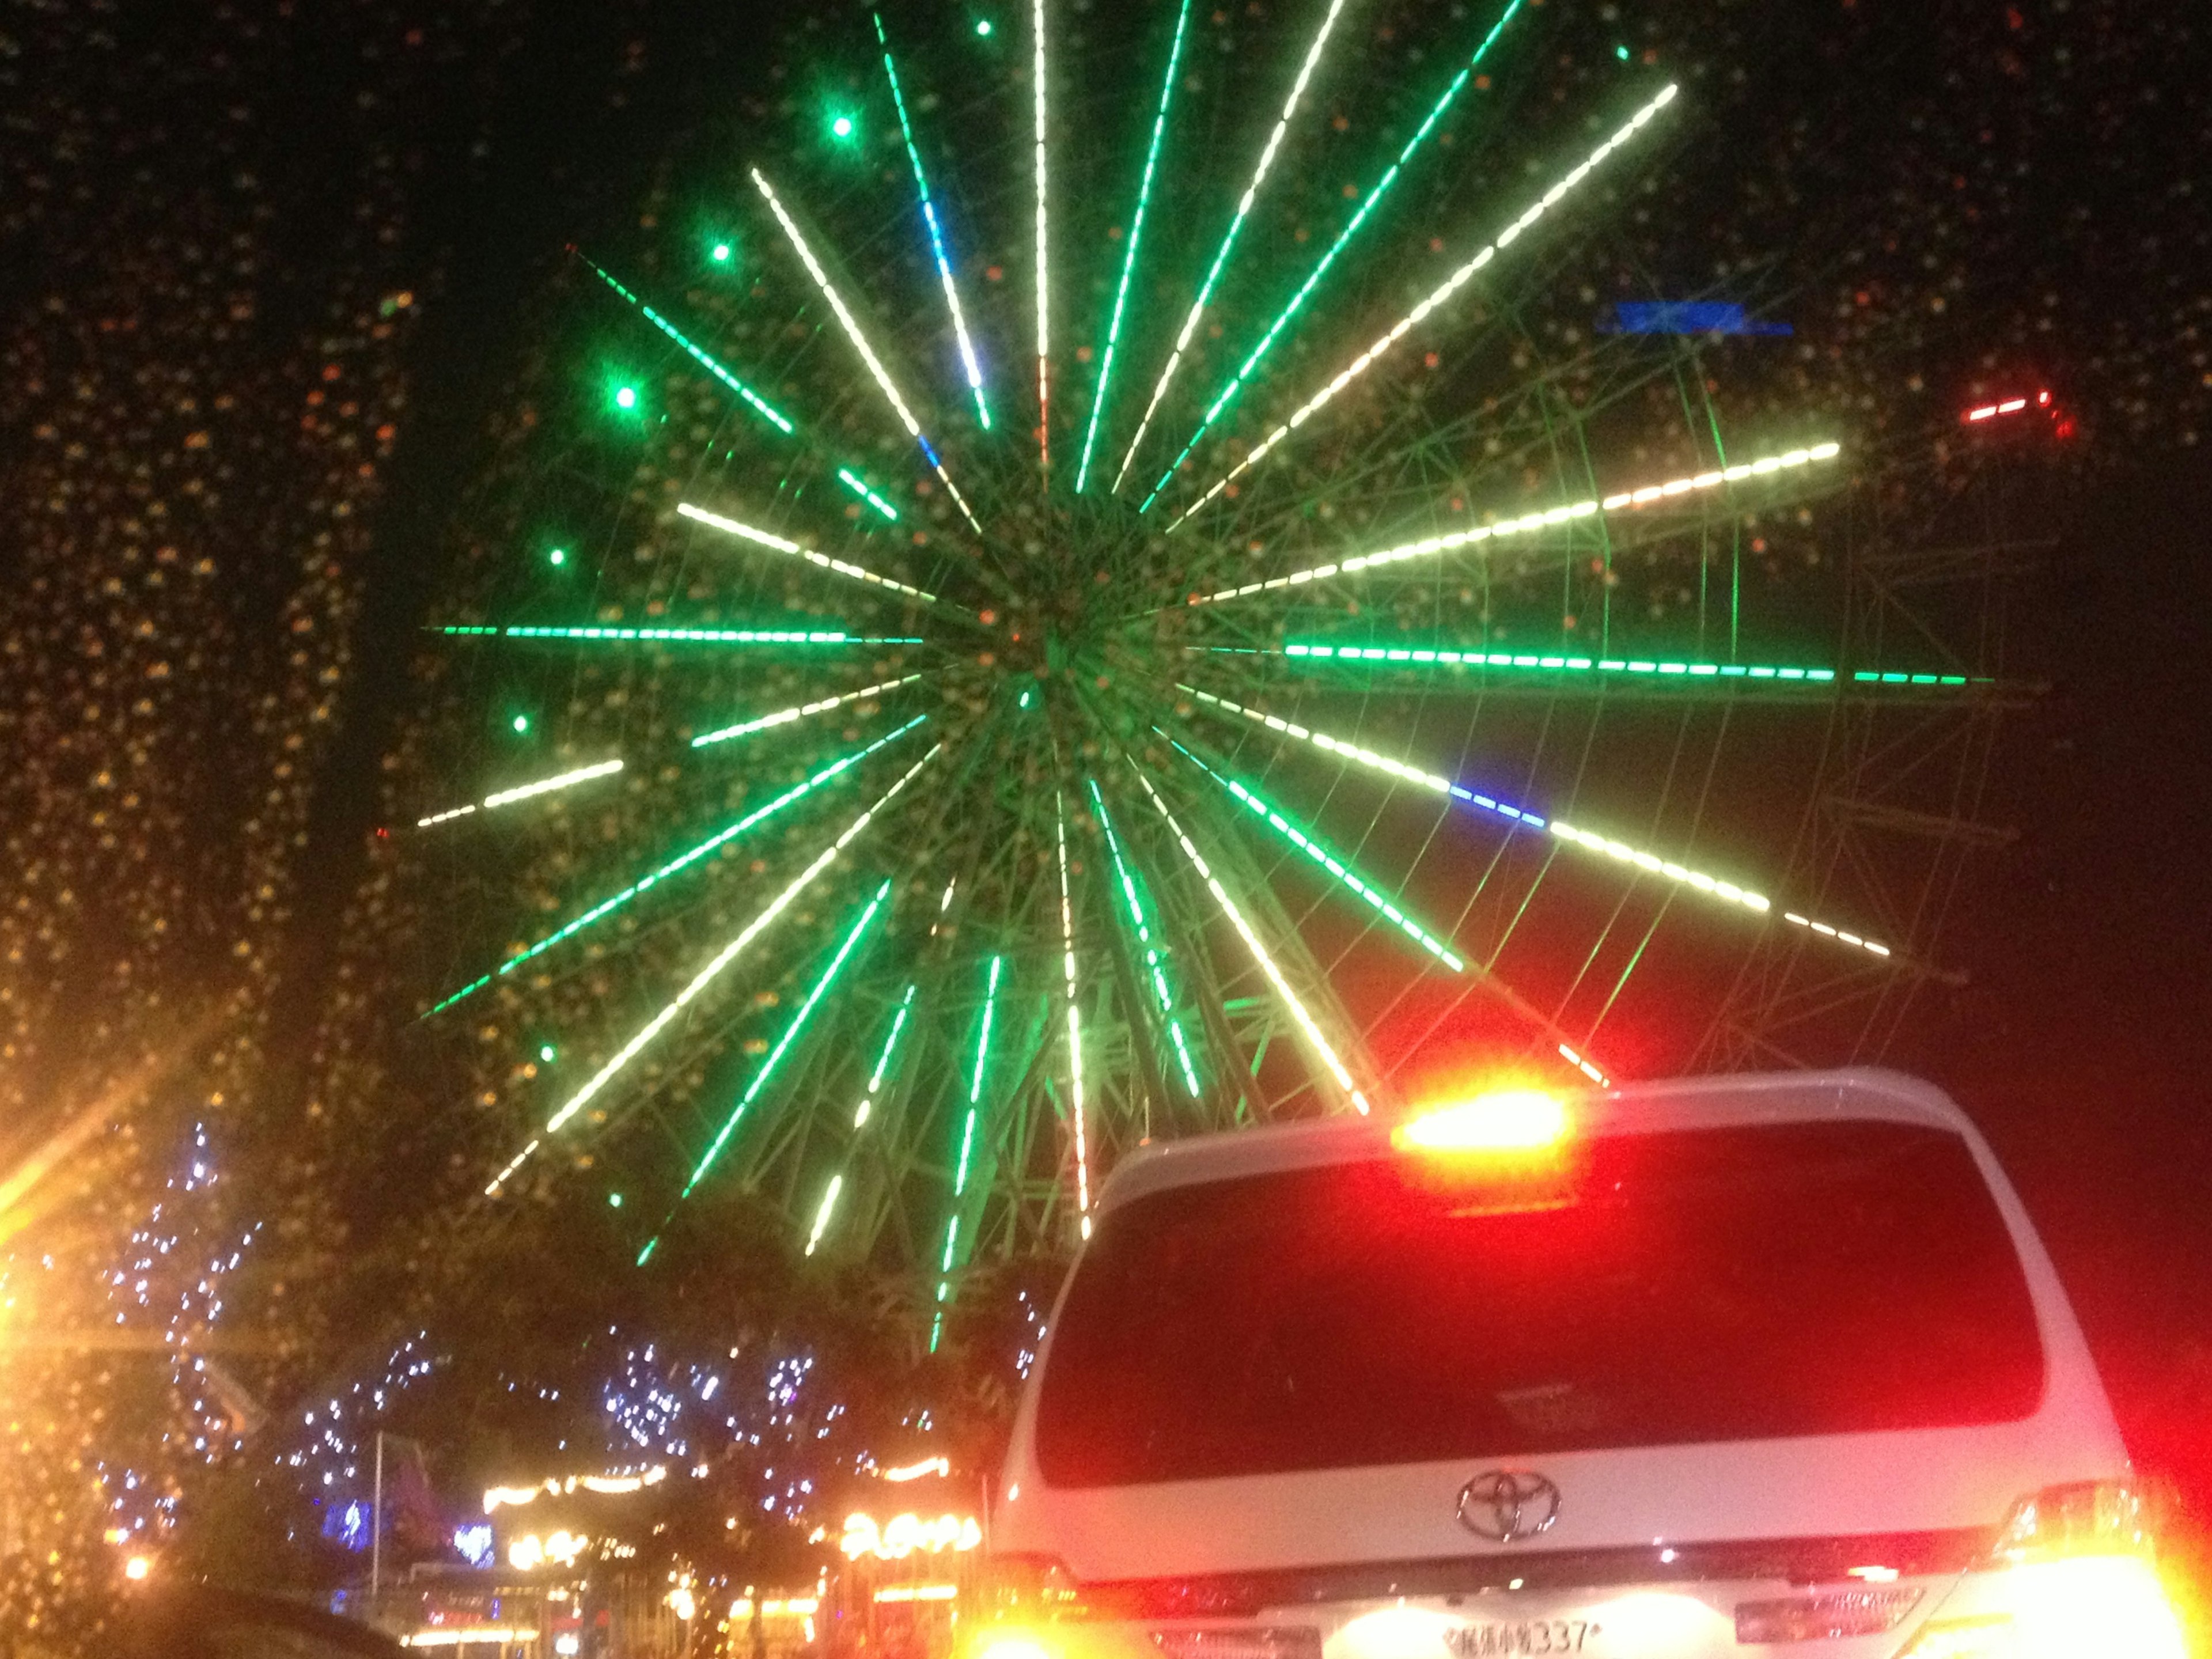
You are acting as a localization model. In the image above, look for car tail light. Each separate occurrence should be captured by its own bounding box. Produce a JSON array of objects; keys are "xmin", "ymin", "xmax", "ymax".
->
[
  {"xmin": 984, "ymin": 1554, "xmax": 1090, "ymax": 1623},
  {"xmin": 1896, "ymin": 1482, "xmax": 2186, "ymax": 1658}
]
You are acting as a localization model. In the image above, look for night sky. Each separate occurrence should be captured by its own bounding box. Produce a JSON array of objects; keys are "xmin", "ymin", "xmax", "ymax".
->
[{"xmin": 2, "ymin": 0, "xmax": 2209, "ymax": 1643}]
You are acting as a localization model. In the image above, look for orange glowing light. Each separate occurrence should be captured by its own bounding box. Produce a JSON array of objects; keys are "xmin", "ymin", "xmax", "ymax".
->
[{"xmin": 1393, "ymin": 1089, "xmax": 1569, "ymax": 1154}]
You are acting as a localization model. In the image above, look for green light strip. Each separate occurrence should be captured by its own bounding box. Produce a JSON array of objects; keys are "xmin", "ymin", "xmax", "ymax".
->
[
  {"xmin": 1073, "ymin": 0, "xmax": 1195, "ymax": 494},
  {"xmin": 440, "ymin": 624, "xmax": 923, "ymax": 646},
  {"xmin": 1142, "ymin": 0, "xmax": 1526, "ymax": 507},
  {"xmin": 680, "ymin": 879, "xmax": 892, "ymax": 1200},
  {"xmin": 426, "ymin": 716, "xmax": 927, "ymax": 1017},
  {"xmin": 835, "ymin": 467, "xmax": 902, "ymax": 522},
  {"xmin": 1852, "ymin": 669, "xmax": 1976, "ymax": 687},
  {"xmin": 692, "ymin": 674, "xmax": 925, "ymax": 750},
  {"xmin": 1278, "ymin": 641, "xmax": 1838, "ymax": 681},
  {"xmin": 1112, "ymin": 0, "xmax": 1355, "ymax": 492},
  {"xmin": 1168, "ymin": 738, "xmax": 1465, "ymax": 971},
  {"xmin": 1086, "ymin": 778, "xmax": 1202, "ymax": 1098},
  {"xmin": 931, "ymin": 953, "xmax": 1003, "ymax": 1351},
  {"xmin": 575, "ymin": 252, "xmax": 795, "ymax": 434}
]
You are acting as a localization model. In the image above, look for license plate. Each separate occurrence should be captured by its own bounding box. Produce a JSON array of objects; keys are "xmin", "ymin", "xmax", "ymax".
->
[{"xmin": 1442, "ymin": 1619, "xmax": 1601, "ymax": 1657}]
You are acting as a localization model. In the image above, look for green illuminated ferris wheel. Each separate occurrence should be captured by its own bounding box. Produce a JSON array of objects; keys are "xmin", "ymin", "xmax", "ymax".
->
[{"xmin": 414, "ymin": 0, "xmax": 2025, "ymax": 1335}]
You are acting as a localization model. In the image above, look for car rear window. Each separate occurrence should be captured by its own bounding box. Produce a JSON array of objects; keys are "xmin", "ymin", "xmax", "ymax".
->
[{"xmin": 1033, "ymin": 1118, "xmax": 2045, "ymax": 1487}]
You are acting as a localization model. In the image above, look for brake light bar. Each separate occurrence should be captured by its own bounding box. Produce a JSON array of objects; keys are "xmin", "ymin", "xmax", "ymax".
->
[{"xmin": 1394, "ymin": 1090, "xmax": 1569, "ymax": 1154}]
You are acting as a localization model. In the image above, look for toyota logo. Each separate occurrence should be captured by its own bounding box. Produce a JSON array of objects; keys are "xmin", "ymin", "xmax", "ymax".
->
[{"xmin": 1456, "ymin": 1469, "xmax": 1562, "ymax": 1543}]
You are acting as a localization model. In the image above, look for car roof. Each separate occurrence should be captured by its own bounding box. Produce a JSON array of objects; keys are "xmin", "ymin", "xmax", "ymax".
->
[{"xmin": 1096, "ymin": 1066, "xmax": 1979, "ymax": 1217}]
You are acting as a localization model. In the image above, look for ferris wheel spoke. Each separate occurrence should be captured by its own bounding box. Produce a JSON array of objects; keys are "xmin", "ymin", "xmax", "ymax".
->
[
  {"xmin": 803, "ymin": 983, "xmax": 919, "ymax": 1256},
  {"xmin": 574, "ymin": 249, "xmax": 911, "ymax": 529},
  {"xmin": 427, "ymin": 716, "xmax": 930, "ymax": 1018},
  {"xmin": 635, "ymin": 878, "xmax": 895, "ymax": 1266},
  {"xmin": 675, "ymin": 501, "xmax": 957, "ymax": 610},
  {"xmin": 749, "ymin": 167, "xmax": 987, "ymax": 536},
  {"xmin": 929, "ymin": 952, "xmax": 1006, "ymax": 1351},
  {"xmin": 1127, "ymin": 758, "xmax": 1373, "ymax": 1116},
  {"xmin": 1243, "ymin": 641, "xmax": 1846, "ymax": 688},
  {"xmin": 414, "ymin": 757, "xmax": 624, "ymax": 830},
  {"xmin": 1175, "ymin": 682, "xmax": 1907, "ymax": 961},
  {"xmin": 691, "ymin": 674, "xmax": 930, "ymax": 752},
  {"xmin": 1141, "ymin": 0, "xmax": 1531, "ymax": 508},
  {"xmin": 1053, "ymin": 794, "xmax": 1094, "ymax": 1238},
  {"xmin": 1032, "ymin": 0, "xmax": 1051, "ymax": 475},
  {"xmin": 571, "ymin": 249, "xmax": 796, "ymax": 438},
  {"xmin": 1162, "ymin": 732, "xmax": 1467, "ymax": 972},
  {"xmin": 436, "ymin": 622, "xmax": 927, "ymax": 649},
  {"xmin": 1184, "ymin": 440, "xmax": 1842, "ymax": 607},
  {"xmin": 482, "ymin": 743, "xmax": 941, "ymax": 1197},
  {"xmin": 1085, "ymin": 779, "xmax": 1203, "ymax": 1100},
  {"xmin": 1110, "ymin": 0, "xmax": 1354, "ymax": 495},
  {"xmin": 874, "ymin": 14, "xmax": 994, "ymax": 433},
  {"xmin": 1166, "ymin": 82, "xmax": 1682, "ymax": 530},
  {"xmin": 1072, "ymin": 0, "xmax": 1195, "ymax": 495}
]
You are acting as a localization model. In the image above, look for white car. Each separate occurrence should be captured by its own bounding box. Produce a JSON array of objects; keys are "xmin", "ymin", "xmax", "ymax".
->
[{"xmin": 984, "ymin": 1069, "xmax": 2184, "ymax": 1658}]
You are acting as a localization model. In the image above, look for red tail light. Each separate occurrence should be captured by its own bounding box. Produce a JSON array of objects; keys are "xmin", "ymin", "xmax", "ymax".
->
[{"xmin": 1896, "ymin": 1482, "xmax": 2186, "ymax": 1658}]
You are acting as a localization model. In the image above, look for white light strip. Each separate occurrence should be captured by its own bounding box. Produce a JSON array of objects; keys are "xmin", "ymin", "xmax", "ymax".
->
[
  {"xmin": 1169, "ymin": 82, "xmax": 1680, "ymax": 528},
  {"xmin": 676, "ymin": 501, "xmax": 941, "ymax": 603},
  {"xmin": 420, "ymin": 758, "xmax": 626, "ymax": 827},
  {"xmin": 1055, "ymin": 796, "xmax": 1093, "ymax": 1237},
  {"xmin": 805, "ymin": 980, "xmax": 918, "ymax": 1256},
  {"xmin": 693, "ymin": 675, "xmax": 925, "ymax": 750},
  {"xmin": 1782, "ymin": 910, "xmax": 1893, "ymax": 959},
  {"xmin": 482, "ymin": 758, "xmax": 624, "ymax": 811},
  {"xmin": 1181, "ymin": 684, "xmax": 1455, "ymax": 793},
  {"xmin": 1188, "ymin": 439, "xmax": 1840, "ymax": 605},
  {"xmin": 1556, "ymin": 1041, "xmax": 1612, "ymax": 1086},
  {"xmin": 1128, "ymin": 762, "xmax": 1372, "ymax": 1115},
  {"xmin": 750, "ymin": 168, "xmax": 984, "ymax": 535},
  {"xmin": 1033, "ymin": 0, "xmax": 1051, "ymax": 472},
  {"xmin": 482, "ymin": 1139, "xmax": 539, "ymax": 1198},
  {"xmin": 1546, "ymin": 820, "xmax": 1768, "ymax": 912},
  {"xmin": 487, "ymin": 747, "xmax": 940, "ymax": 1192},
  {"xmin": 1112, "ymin": 0, "xmax": 1352, "ymax": 493}
]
